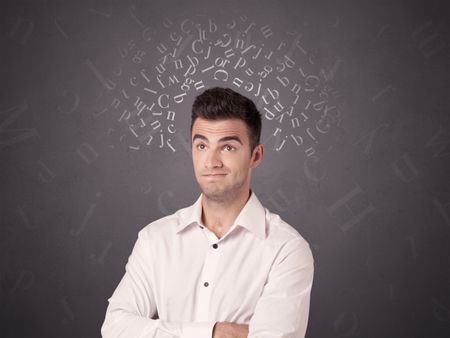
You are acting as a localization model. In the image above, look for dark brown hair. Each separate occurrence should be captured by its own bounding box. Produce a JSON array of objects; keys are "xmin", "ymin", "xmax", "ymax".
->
[{"xmin": 191, "ymin": 87, "xmax": 262, "ymax": 152}]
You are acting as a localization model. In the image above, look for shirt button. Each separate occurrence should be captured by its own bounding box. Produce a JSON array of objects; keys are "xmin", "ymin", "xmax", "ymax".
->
[
  {"xmin": 204, "ymin": 282, "xmax": 209, "ymax": 287},
  {"xmin": 199, "ymin": 226, "xmax": 204, "ymax": 229},
  {"xmin": 212, "ymin": 243, "xmax": 218, "ymax": 249}
]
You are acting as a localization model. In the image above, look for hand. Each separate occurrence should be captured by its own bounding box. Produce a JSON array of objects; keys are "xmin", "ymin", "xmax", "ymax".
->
[{"xmin": 212, "ymin": 322, "xmax": 249, "ymax": 338}]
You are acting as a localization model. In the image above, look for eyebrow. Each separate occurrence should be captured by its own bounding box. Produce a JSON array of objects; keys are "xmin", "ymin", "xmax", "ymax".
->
[{"xmin": 192, "ymin": 134, "xmax": 243, "ymax": 145}]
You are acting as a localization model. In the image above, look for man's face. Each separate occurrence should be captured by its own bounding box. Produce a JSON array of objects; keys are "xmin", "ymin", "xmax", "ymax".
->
[{"xmin": 191, "ymin": 118, "xmax": 263, "ymax": 203}]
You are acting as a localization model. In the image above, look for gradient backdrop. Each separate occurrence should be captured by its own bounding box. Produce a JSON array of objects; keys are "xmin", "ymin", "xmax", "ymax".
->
[{"xmin": 1, "ymin": 0, "xmax": 449, "ymax": 337}]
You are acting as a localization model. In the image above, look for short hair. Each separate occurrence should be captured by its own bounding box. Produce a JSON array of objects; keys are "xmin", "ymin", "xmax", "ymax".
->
[{"xmin": 191, "ymin": 87, "xmax": 262, "ymax": 152}]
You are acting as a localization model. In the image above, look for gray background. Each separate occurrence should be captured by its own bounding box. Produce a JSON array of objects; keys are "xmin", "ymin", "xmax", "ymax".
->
[{"xmin": 1, "ymin": 0, "xmax": 450, "ymax": 337}]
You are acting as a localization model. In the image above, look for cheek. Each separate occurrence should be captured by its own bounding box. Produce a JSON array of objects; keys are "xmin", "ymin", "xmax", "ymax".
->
[
  {"xmin": 194, "ymin": 160, "xmax": 202, "ymax": 172},
  {"xmin": 193, "ymin": 153, "xmax": 209, "ymax": 172},
  {"xmin": 229, "ymin": 157, "xmax": 250, "ymax": 175},
  {"xmin": 192, "ymin": 155, "xmax": 201, "ymax": 172}
]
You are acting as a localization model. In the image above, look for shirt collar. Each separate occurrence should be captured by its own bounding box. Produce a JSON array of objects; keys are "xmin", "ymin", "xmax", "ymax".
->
[{"xmin": 176, "ymin": 191, "xmax": 266, "ymax": 240}]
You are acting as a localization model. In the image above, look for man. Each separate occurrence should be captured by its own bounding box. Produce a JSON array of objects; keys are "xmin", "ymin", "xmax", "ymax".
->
[{"xmin": 101, "ymin": 87, "xmax": 314, "ymax": 338}]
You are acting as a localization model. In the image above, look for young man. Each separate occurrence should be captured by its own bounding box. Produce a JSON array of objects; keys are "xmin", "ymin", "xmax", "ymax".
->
[{"xmin": 101, "ymin": 87, "xmax": 314, "ymax": 338}]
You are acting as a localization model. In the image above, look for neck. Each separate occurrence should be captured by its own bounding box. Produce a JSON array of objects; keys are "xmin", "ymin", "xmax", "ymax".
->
[{"xmin": 201, "ymin": 189, "xmax": 251, "ymax": 239}]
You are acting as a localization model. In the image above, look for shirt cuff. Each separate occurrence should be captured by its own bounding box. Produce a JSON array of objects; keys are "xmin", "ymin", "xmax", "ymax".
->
[{"xmin": 182, "ymin": 321, "xmax": 216, "ymax": 338}]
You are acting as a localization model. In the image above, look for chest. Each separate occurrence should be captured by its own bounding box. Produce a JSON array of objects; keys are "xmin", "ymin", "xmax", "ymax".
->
[{"xmin": 152, "ymin": 230, "xmax": 276, "ymax": 322}]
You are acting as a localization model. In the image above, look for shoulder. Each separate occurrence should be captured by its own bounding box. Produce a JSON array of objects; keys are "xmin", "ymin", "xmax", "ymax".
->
[
  {"xmin": 264, "ymin": 207, "xmax": 307, "ymax": 244},
  {"xmin": 137, "ymin": 205, "xmax": 188, "ymax": 241},
  {"xmin": 264, "ymin": 207, "xmax": 314, "ymax": 263}
]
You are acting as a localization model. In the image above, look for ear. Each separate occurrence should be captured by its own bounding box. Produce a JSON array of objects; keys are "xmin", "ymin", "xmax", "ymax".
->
[{"xmin": 250, "ymin": 144, "xmax": 264, "ymax": 169}]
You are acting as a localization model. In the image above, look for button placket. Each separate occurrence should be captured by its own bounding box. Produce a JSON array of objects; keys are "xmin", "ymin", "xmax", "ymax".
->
[{"xmin": 195, "ymin": 238, "xmax": 221, "ymax": 321}]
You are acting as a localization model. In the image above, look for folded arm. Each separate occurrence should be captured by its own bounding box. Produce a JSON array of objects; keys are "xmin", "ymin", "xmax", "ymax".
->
[
  {"xmin": 247, "ymin": 238, "xmax": 314, "ymax": 338},
  {"xmin": 101, "ymin": 230, "xmax": 216, "ymax": 338}
]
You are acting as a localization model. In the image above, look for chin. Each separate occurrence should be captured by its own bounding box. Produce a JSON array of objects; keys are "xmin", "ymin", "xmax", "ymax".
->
[
  {"xmin": 202, "ymin": 187, "xmax": 243, "ymax": 203},
  {"xmin": 202, "ymin": 193, "xmax": 230, "ymax": 203}
]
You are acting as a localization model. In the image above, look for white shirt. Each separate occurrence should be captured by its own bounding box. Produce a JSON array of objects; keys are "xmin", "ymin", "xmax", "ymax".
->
[{"xmin": 101, "ymin": 192, "xmax": 314, "ymax": 338}]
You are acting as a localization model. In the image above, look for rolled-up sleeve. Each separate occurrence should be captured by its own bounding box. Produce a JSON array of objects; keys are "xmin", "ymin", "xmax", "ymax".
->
[
  {"xmin": 248, "ymin": 238, "xmax": 314, "ymax": 338},
  {"xmin": 101, "ymin": 229, "xmax": 216, "ymax": 338}
]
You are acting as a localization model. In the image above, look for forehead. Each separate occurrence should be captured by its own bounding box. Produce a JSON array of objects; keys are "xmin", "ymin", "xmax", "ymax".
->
[{"xmin": 192, "ymin": 118, "xmax": 249, "ymax": 142}]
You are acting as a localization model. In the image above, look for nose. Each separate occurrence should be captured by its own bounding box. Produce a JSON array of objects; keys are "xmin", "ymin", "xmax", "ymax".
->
[{"xmin": 205, "ymin": 148, "xmax": 223, "ymax": 169}]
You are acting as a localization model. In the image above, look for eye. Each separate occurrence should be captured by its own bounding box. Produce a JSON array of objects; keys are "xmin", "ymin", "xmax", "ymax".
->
[
  {"xmin": 196, "ymin": 143, "xmax": 206, "ymax": 150},
  {"xmin": 223, "ymin": 145, "xmax": 235, "ymax": 151}
]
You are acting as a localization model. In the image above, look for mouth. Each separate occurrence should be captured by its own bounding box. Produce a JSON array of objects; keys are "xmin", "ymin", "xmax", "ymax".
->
[{"xmin": 202, "ymin": 173, "xmax": 227, "ymax": 178}]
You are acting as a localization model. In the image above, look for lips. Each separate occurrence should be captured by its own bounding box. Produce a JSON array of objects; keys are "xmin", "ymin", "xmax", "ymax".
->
[{"xmin": 202, "ymin": 173, "xmax": 227, "ymax": 177}]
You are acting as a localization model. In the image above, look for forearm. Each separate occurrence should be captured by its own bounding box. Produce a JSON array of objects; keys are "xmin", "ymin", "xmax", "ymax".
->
[
  {"xmin": 102, "ymin": 304, "xmax": 215, "ymax": 338},
  {"xmin": 212, "ymin": 322, "xmax": 249, "ymax": 338}
]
